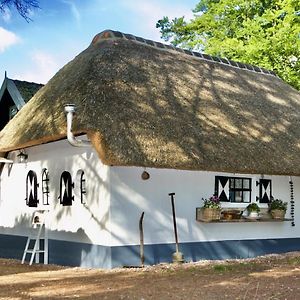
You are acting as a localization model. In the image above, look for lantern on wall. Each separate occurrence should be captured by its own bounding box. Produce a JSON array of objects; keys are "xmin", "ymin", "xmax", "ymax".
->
[{"xmin": 17, "ymin": 150, "xmax": 28, "ymax": 163}]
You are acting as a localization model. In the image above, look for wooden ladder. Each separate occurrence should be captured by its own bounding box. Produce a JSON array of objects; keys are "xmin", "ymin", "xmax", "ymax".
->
[{"xmin": 21, "ymin": 211, "xmax": 48, "ymax": 265}]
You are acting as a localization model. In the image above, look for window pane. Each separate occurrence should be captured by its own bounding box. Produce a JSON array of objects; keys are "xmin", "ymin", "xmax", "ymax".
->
[
  {"xmin": 229, "ymin": 191, "xmax": 235, "ymax": 202},
  {"xmin": 235, "ymin": 179, "xmax": 243, "ymax": 189},
  {"xmin": 230, "ymin": 178, "xmax": 235, "ymax": 188},
  {"xmin": 243, "ymin": 191, "xmax": 251, "ymax": 202},
  {"xmin": 234, "ymin": 191, "xmax": 243, "ymax": 202},
  {"xmin": 243, "ymin": 179, "xmax": 250, "ymax": 189}
]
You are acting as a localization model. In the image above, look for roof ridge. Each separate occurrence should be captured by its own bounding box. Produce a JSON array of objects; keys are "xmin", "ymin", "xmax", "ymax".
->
[
  {"xmin": 92, "ymin": 29, "xmax": 277, "ymax": 77},
  {"xmin": 12, "ymin": 79, "xmax": 44, "ymax": 85}
]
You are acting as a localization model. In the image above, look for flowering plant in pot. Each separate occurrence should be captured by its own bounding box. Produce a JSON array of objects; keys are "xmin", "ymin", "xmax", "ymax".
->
[
  {"xmin": 246, "ymin": 203, "xmax": 260, "ymax": 218},
  {"xmin": 201, "ymin": 195, "xmax": 221, "ymax": 221},
  {"xmin": 268, "ymin": 198, "xmax": 287, "ymax": 219}
]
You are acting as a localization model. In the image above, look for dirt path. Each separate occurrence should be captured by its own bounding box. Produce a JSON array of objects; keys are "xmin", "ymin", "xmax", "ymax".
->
[{"xmin": 1, "ymin": 252, "xmax": 300, "ymax": 299}]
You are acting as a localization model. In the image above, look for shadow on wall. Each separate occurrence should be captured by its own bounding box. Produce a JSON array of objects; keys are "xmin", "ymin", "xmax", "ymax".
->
[
  {"xmin": 0, "ymin": 211, "xmax": 108, "ymax": 267},
  {"xmin": 0, "ymin": 227, "xmax": 92, "ymax": 266}
]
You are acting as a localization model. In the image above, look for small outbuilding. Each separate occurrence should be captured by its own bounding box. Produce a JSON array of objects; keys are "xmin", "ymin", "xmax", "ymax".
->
[
  {"xmin": 0, "ymin": 72, "xmax": 43, "ymax": 130},
  {"xmin": 0, "ymin": 30, "xmax": 300, "ymax": 268}
]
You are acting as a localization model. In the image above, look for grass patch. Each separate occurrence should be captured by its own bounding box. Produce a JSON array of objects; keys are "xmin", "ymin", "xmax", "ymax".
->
[
  {"xmin": 287, "ymin": 257, "xmax": 300, "ymax": 265},
  {"xmin": 213, "ymin": 265, "xmax": 234, "ymax": 272}
]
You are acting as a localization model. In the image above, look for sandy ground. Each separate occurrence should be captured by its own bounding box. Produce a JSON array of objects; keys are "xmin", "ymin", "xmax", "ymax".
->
[{"xmin": 1, "ymin": 252, "xmax": 300, "ymax": 299}]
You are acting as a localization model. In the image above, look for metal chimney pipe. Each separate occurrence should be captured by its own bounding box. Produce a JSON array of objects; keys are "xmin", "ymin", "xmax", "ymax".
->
[{"xmin": 64, "ymin": 104, "xmax": 91, "ymax": 147}]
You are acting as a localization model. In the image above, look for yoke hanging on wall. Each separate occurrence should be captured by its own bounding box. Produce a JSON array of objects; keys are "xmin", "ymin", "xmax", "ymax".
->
[
  {"xmin": 42, "ymin": 168, "xmax": 50, "ymax": 205},
  {"xmin": 80, "ymin": 171, "xmax": 86, "ymax": 204},
  {"xmin": 59, "ymin": 171, "xmax": 74, "ymax": 206},
  {"xmin": 25, "ymin": 170, "xmax": 39, "ymax": 207}
]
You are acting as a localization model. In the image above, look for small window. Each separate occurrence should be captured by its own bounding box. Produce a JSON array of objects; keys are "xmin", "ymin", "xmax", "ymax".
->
[
  {"xmin": 25, "ymin": 170, "xmax": 39, "ymax": 207},
  {"xmin": 215, "ymin": 176, "xmax": 252, "ymax": 203},
  {"xmin": 59, "ymin": 171, "xmax": 74, "ymax": 206},
  {"xmin": 9, "ymin": 105, "xmax": 18, "ymax": 120}
]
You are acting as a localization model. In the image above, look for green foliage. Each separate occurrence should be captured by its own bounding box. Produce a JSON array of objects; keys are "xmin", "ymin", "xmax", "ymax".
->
[
  {"xmin": 269, "ymin": 198, "xmax": 288, "ymax": 211},
  {"xmin": 246, "ymin": 203, "xmax": 260, "ymax": 212},
  {"xmin": 156, "ymin": 0, "xmax": 300, "ymax": 90}
]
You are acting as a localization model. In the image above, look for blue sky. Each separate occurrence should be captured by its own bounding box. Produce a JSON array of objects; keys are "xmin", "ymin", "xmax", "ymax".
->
[{"xmin": 0, "ymin": 0, "xmax": 198, "ymax": 84}]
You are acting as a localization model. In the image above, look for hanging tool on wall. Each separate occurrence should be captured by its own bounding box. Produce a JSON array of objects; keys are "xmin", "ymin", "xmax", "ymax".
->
[
  {"xmin": 139, "ymin": 212, "xmax": 145, "ymax": 267},
  {"xmin": 168, "ymin": 193, "xmax": 184, "ymax": 263}
]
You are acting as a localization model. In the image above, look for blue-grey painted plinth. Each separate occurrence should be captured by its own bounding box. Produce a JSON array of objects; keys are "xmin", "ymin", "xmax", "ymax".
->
[
  {"xmin": 111, "ymin": 238, "xmax": 300, "ymax": 267},
  {"xmin": 1, "ymin": 233, "xmax": 300, "ymax": 269}
]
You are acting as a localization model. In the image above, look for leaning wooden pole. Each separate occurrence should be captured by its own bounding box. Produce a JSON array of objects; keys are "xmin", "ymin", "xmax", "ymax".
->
[
  {"xmin": 139, "ymin": 211, "xmax": 145, "ymax": 267},
  {"xmin": 168, "ymin": 193, "xmax": 184, "ymax": 263}
]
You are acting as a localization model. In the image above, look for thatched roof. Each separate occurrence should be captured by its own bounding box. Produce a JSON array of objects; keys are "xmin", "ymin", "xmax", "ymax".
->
[
  {"xmin": 0, "ymin": 30, "xmax": 300, "ymax": 176},
  {"xmin": 13, "ymin": 79, "xmax": 43, "ymax": 103},
  {"xmin": 0, "ymin": 75, "xmax": 43, "ymax": 109}
]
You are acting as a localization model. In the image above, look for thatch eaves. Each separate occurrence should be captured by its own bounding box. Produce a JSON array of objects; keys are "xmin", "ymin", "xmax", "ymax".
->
[{"xmin": 0, "ymin": 30, "xmax": 300, "ymax": 176}]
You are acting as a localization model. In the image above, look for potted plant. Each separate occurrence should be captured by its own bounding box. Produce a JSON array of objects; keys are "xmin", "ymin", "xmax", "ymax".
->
[
  {"xmin": 201, "ymin": 195, "xmax": 221, "ymax": 221},
  {"xmin": 269, "ymin": 198, "xmax": 287, "ymax": 219},
  {"xmin": 246, "ymin": 203, "xmax": 260, "ymax": 218}
]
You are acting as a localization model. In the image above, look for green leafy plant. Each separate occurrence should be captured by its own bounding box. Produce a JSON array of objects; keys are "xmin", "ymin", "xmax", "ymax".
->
[
  {"xmin": 202, "ymin": 195, "xmax": 221, "ymax": 209},
  {"xmin": 269, "ymin": 199, "xmax": 287, "ymax": 212},
  {"xmin": 156, "ymin": 0, "xmax": 300, "ymax": 90},
  {"xmin": 246, "ymin": 203, "xmax": 260, "ymax": 213}
]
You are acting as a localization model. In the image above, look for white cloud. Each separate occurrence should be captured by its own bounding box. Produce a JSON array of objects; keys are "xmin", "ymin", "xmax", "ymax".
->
[
  {"xmin": 15, "ymin": 50, "xmax": 59, "ymax": 84},
  {"xmin": 62, "ymin": 0, "xmax": 81, "ymax": 26},
  {"xmin": 0, "ymin": 27, "xmax": 20, "ymax": 52},
  {"xmin": 119, "ymin": 0, "xmax": 195, "ymax": 40}
]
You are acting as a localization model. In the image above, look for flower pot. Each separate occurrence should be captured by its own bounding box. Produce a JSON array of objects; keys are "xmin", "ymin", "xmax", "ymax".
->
[
  {"xmin": 202, "ymin": 208, "xmax": 221, "ymax": 221},
  {"xmin": 248, "ymin": 211, "xmax": 259, "ymax": 218},
  {"xmin": 271, "ymin": 209, "xmax": 285, "ymax": 219}
]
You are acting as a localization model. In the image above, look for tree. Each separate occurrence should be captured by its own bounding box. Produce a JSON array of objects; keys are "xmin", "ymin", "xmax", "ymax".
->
[
  {"xmin": 157, "ymin": 0, "xmax": 300, "ymax": 90},
  {"xmin": 0, "ymin": 0, "xmax": 39, "ymax": 21}
]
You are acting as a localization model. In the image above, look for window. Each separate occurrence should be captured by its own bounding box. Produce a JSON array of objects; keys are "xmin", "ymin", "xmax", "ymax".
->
[
  {"xmin": 25, "ymin": 170, "xmax": 39, "ymax": 207},
  {"xmin": 9, "ymin": 105, "xmax": 18, "ymax": 120},
  {"xmin": 59, "ymin": 171, "xmax": 74, "ymax": 206},
  {"xmin": 215, "ymin": 176, "xmax": 252, "ymax": 203}
]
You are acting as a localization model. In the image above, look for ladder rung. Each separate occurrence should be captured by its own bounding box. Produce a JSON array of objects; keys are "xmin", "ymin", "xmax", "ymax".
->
[{"xmin": 25, "ymin": 250, "xmax": 45, "ymax": 253}]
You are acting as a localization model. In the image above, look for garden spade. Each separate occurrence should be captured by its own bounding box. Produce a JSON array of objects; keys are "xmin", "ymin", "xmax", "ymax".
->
[{"xmin": 168, "ymin": 193, "xmax": 184, "ymax": 263}]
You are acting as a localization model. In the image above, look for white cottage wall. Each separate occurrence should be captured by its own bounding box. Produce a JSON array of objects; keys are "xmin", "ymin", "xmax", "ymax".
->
[
  {"xmin": 109, "ymin": 167, "xmax": 300, "ymax": 247},
  {"xmin": 1, "ymin": 140, "xmax": 299, "ymax": 268}
]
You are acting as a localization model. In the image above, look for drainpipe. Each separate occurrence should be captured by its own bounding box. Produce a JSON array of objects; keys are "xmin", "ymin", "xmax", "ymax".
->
[{"xmin": 64, "ymin": 104, "xmax": 91, "ymax": 147}]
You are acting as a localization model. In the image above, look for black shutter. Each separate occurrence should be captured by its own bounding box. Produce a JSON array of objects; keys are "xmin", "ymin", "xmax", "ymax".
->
[
  {"xmin": 25, "ymin": 170, "xmax": 39, "ymax": 207},
  {"xmin": 59, "ymin": 171, "xmax": 74, "ymax": 206},
  {"xmin": 215, "ymin": 176, "xmax": 229, "ymax": 202},
  {"xmin": 259, "ymin": 179, "xmax": 272, "ymax": 203}
]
